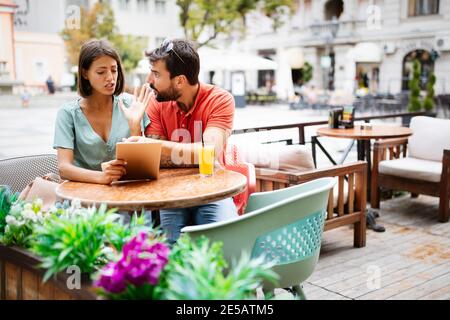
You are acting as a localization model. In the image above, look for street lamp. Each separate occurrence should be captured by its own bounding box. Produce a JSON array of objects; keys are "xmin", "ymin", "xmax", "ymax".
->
[
  {"xmin": 325, "ymin": 17, "xmax": 339, "ymax": 91},
  {"xmin": 311, "ymin": 17, "xmax": 340, "ymax": 93},
  {"xmin": 330, "ymin": 16, "xmax": 339, "ymax": 38}
]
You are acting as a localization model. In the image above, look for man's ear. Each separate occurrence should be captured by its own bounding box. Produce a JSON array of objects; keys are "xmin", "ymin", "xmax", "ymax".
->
[{"xmin": 176, "ymin": 75, "xmax": 187, "ymax": 87}]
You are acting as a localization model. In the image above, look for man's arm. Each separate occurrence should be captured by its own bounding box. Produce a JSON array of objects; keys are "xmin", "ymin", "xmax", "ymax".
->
[{"xmin": 138, "ymin": 127, "xmax": 229, "ymax": 167}]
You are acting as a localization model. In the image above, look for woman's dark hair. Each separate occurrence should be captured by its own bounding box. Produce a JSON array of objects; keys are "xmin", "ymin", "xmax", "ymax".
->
[
  {"xmin": 77, "ymin": 39, "xmax": 124, "ymax": 97},
  {"xmin": 146, "ymin": 39, "xmax": 199, "ymax": 85}
]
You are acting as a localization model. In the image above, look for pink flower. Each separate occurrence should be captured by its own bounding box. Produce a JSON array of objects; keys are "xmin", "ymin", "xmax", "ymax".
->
[{"xmin": 95, "ymin": 232, "xmax": 169, "ymax": 295}]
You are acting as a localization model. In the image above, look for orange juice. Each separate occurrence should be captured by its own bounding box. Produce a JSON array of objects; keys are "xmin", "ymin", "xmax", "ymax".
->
[{"xmin": 198, "ymin": 143, "xmax": 215, "ymax": 176}]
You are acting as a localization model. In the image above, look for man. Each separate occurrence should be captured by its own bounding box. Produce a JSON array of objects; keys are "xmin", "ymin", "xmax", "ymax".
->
[{"xmin": 128, "ymin": 39, "xmax": 237, "ymax": 245}]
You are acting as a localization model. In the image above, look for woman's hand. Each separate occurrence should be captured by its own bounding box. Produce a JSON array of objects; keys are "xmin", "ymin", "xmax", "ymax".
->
[
  {"xmin": 119, "ymin": 84, "xmax": 153, "ymax": 134},
  {"xmin": 99, "ymin": 159, "xmax": 127, "ymax": 184}
]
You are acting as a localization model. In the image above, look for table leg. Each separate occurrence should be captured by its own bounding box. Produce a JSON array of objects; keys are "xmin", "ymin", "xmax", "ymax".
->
[
  {"xmin": 361, "ymin": 139, "xmax": 385, "ymax": 232},
  {"xmin": 312, "ymin": 136, "xmax": 338, "ymax": 166},
  {"xmin": 339, "ymin": 140, "xmax": 355, "ymax": 164},
  {"xmin": 312, "ymin": 136, "xmax": 317, "ymax": 168},
  {"xmin": 364, "ymin": 140, "xmax": 372, "ymax": 199}
]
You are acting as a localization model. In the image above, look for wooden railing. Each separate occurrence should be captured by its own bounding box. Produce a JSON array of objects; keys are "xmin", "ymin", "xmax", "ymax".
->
[{"xmin": 232, "ymin": 111, "xmax": 428, "ymax": 145}]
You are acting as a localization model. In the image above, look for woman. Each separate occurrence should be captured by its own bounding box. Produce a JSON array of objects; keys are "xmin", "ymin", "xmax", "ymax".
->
[{"xmin": 54, "ymin": 39, "xmax": 152, "ymax": 184}]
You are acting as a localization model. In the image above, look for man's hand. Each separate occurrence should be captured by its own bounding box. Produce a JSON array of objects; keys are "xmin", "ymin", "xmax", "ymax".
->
[{"xmin": 99, "ymin": 159, "xmax": 127, "ymax": 184}]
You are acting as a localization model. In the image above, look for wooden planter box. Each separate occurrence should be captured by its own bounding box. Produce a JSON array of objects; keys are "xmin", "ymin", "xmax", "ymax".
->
[{"xmin": 0, "ymin": 245, "xmax": 97, "ymax": 300}]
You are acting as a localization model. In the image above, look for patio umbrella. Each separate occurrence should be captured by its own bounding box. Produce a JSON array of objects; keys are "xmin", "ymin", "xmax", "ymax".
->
[{"xmin": 198, "ymin": 48, "xmax": 277, "ymax": 71}]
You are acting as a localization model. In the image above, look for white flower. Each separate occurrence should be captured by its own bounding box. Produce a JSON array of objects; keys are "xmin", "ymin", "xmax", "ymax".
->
[
  {"xmin": 24, "ymin": 203, "xmax": 33, "ymax": 211},
  {"xmin": 71, "ymin": 199, "xmax": 82, "ymax": 210},
  {"xmin": 34, "ymin": 198, "xmax": 43, "ymax": 209},
  {"xmin": 10, "ymin": 203, "xmax": 22, "ymax": 213},
  {"xmin": 22, "ymin": 209, "xmax": 38, "ymax": 223},
  {"xmin": 6, "ymin": 215, "xmax": 19, "ymax": 226}
]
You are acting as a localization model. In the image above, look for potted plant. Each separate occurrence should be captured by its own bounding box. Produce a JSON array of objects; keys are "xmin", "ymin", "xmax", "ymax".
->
[
  {"xmin": 0, "ymin": 197, "xmax": 152, "ymax": 299},
  {"xmin": 403, "ymin": 59, "xmax": 422, "ymax": 126},
  {"xmin": 94, "ymin": 234, "xmax": 278, "ymax": 300},
  {"xmin": 1, "ymin": 194, "xmax": 279, "ymax": 300},
  {"xmin": 423, "ymin": 72, "xmax": 436, "ymax": 114}
]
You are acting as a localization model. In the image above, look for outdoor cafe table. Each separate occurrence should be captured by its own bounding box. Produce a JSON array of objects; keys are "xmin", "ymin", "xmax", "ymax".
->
[
  {"xmin": 56, "ymin": 168, "xmax": 247, "ymax": 211},
  {"xmin": 316, "ymin": 125, "xmax": 413, "ymax": 231}
]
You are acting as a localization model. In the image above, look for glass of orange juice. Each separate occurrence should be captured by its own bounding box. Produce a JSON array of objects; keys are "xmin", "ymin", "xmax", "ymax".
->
[{"xmin": 198, "ymin": 142, "xmax": 215, "ymax": 177}]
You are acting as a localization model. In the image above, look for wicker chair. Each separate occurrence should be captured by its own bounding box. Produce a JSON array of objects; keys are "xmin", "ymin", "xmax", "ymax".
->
[{"xmin": 0, "ymin": 154, "xmax": 58, "ymax": 193}]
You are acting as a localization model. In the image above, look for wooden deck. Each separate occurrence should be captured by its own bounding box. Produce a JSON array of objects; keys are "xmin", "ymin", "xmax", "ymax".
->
[{"xmin": 303, "ymin": 194, "xmax": 450, "ymax": 300}]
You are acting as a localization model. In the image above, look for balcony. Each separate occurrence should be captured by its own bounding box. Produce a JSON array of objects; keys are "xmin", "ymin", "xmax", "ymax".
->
[{"xmin": 309, "ymin": 18, "xmax": 365, "ymax": 41}]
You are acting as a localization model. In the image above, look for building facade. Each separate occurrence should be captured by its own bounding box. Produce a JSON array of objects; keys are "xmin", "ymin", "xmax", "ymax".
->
[
  {"xmin": 107, "ymin": 0, "xmax": 182, "ymax": 49},
  {"xmin": 238, "ymin": 0, "xmax": 450, "ymax": 97},
  {"xmin": 8, "ymin": 0, "xmax": 182, "ymax": 90},
  {"xmin": 0, "ymin": 0, "xmax": 17, "ymax": 86}
]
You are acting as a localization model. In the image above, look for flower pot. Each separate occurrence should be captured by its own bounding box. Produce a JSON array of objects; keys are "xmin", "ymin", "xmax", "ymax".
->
[{"xmin": 0, "ymin": 245, "xmax": 97, "ymax": 300}]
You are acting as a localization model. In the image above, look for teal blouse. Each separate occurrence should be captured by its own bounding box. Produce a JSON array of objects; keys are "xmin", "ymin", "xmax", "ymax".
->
[{"xmin": 53, "ymin": 93, "xmax": 150, "ymax": 171}]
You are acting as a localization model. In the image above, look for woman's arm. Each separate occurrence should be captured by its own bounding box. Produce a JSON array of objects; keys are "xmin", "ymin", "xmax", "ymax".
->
[{"xmin": 57, "ymin": 148, "xmax": 126, "ymax": 184}]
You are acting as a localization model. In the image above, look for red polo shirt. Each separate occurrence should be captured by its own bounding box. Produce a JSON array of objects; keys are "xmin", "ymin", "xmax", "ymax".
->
[{"xmin": 144, "ymin": 83, "xmax": 235, "ymax": 143}]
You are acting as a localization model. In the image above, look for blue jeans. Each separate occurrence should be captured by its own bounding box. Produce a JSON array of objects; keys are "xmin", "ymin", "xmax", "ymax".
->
[{"xmin": 160, "ymin": 198, "xmax": 237, "ymax": 245}]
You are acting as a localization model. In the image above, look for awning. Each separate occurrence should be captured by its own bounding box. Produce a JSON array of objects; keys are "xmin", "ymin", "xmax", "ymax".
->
[
  {"xmin": 284, "ymin": 47, "xmax": 305, "ymax": 69},
  {"xmin": 134, "ymin": 49, "xmax": 278, "ymax": 74},
  {"xmin": 352, "ymin": 42, "xmax": 382, "ymax": 63},
  {"xmin": 198, "ymin": 48, "xmax": 277, "ymax": 71}
]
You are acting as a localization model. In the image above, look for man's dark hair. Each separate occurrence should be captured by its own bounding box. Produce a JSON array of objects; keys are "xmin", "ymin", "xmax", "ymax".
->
[
  {"xmin": 146, "ymin": 39, "xmax": 200, "ymax": 85},
  {"xmin": 77, "ymin": 39, "xmax": 125, "ymax": 97}
]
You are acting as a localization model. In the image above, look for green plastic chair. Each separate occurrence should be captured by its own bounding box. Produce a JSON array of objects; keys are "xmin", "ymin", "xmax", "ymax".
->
[{"xmin": 181, "ymin": 177, "xmax": 336, "ymax": 299}]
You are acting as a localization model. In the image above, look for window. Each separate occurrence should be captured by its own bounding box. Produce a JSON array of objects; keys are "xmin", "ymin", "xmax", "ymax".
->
[
  {"xmin": 324, "ymin": 0, "xmax": 344, "ymax": 21},
  {"xmin": 155, "ymin": 0, "xmax": 166, "ymax": 14},
  {"xmin": 408, "ymin": 0, "xmax": 439, "ymax": 16},
  {"xmin": 137, "ymin": 0, "xmax": 149, "ymax": 11},
  {"xmin": 118, "ymin": 0, "xmax": 130, "ymax": 10}
]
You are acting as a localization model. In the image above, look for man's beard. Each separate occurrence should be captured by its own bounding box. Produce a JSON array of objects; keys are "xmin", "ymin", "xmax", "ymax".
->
[{"xmin": 150, "ymin": 83, "xmax": 181, "ymax": 102}]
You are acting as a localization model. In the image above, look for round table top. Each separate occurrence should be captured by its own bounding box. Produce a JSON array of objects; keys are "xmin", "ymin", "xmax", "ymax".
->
[
  {"xmin": 317, "ymin": 125, "xmax": 413, "ymax": 140},
  {"xmin": 56, "ymin": 168, "xmax": 247, "ymax": 211}
]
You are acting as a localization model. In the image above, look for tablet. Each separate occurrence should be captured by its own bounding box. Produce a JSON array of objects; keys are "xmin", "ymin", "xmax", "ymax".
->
[{"xmin": 116, "ymin": 141, "xmax": 162, "ymax": 181}]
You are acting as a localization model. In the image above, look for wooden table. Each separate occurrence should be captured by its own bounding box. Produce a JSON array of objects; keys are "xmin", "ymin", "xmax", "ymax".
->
[
  {"xmin": 316, "ymin": 125, "xmax": 413, "ymax": 232},
  {"xmin": 316, "ymin": 125, "xmax": 413, "ymax": 141},
  {"xmin": 316, "ymin": 125, "xmax": 413, "ymax": 169},
  {"xmin": 56, "ymin": 168, "xmax": 247, "ymax": 211}
]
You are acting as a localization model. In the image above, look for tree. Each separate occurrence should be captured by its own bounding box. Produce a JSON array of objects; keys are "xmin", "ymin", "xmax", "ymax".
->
[
  {"xmin": 408, "ymin": 59, "xmax": 422, "ymax": 112},
  {"xmin": 176, "ymin": 0, "xmax": 294, "ymax": 48},
  {"xmin": 300, "ymin": 61, "xmax": 313, "ymax": 85},
  {"xmin": 423, "ymin": 72, "xmax": 436, "ymax": 111},
  {"xmin": 61, "ymin": 3, "xmax": 146, "ymax": 72}
]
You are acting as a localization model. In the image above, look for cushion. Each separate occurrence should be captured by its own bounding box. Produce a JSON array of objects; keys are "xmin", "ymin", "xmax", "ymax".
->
[
  {"xmin": 409, "ymin": 116, "xmax": 450, "ymax": 162},
  {"xmin": 331, "ymin": 177, "xmax": 349, "ymax": 209},
  {"xmin": 228, "ymin": 141, "xmax": 315, "ymax": 172},
  {"xmin": 227, "ymin": 141, "xmax": 349, "ymax": 208},
  {"xmin": 378, "ymin": 157, "xmax": 442, "ymax": 183}
]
